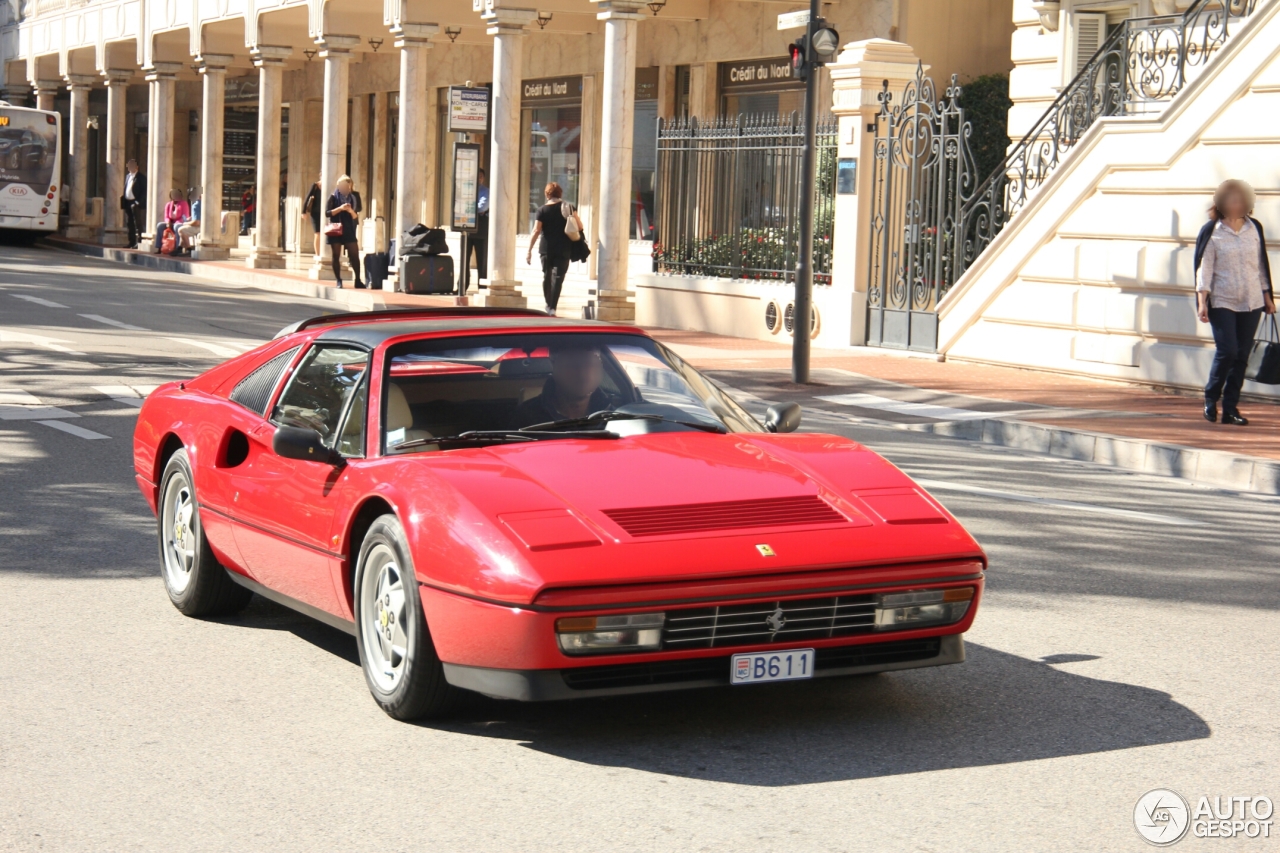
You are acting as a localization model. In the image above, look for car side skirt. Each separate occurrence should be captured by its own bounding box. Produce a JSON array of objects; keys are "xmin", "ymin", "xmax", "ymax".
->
[
  {"xmin": 441, "ymin": 633, "xmax": 964, "ymax": 702},
  {"xmin": 224, "ymin": 568, "xmax": 357, "ymax": 636}
]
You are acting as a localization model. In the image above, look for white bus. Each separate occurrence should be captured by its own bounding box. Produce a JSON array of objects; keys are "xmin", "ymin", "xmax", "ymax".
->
[{"xmin": 0, "ymin": 102, "xmax": 60, "ymax": 233}]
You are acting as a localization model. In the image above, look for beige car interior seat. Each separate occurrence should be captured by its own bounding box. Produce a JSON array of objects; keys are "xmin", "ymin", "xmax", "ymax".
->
[{"xmin": 385, "ymin": 382, "xmax": 433, "ymax": 447}]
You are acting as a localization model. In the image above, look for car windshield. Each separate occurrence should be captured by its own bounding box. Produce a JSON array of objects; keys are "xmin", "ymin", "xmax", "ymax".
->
[
  {"xmin": 383, "ymin": 332, "xmax": 761, "ymax": 453},
  {"xmin": 0, "ymin": 130, "xmax": 23, "ymax": 142}
]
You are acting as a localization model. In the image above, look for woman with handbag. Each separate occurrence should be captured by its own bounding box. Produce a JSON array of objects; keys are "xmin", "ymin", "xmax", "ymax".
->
[
  {"xmin": 525, "ymin": 182, "xmax": 582, "ymax": 316},
  {"xmin": 324, "ymin": 175, "xmax": 364, "ymax": 289},
  {"xmin": 1194, "ymin": 179, "xmax": 1276, "ymax": 425}
]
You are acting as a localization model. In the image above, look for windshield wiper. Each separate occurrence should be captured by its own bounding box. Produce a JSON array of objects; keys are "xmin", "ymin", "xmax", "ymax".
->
[
  {"xmin": 393, "ymin": 429, "xmax": 621, "ymax": 451},
  {"xmin": 521, "ymin": 411, "xmax": 728, "ymax": 434}
]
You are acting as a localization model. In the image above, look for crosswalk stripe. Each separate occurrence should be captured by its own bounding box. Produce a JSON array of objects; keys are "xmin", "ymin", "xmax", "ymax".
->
[
  {"xmin": 165, "ymin": 337, "xmax": 242, "ymax": 358},
  {"xmin": 79, "ymin": 314, "xmax": 150, "ymax": 331},
  {"xmin": 36, "ymin": 420, "xmax": 110, "ymax": 440},
  {"xmin": 11, "ymin": 294, "xmax": 68, "ymax": 308},
  {"xmin": 92, "ymin": 384, "xmax": 152, "ymax": 408},
  {"xmin": 815, "ymin": 392, "xmax": 1019, "ymax": 422},
  {"xmin": 0, "ymin": 328, "xmax": 84, "ymax": 355},
  {"xmin": 0, "ymin": 387, "xmax": 80, "ymax": 420}
]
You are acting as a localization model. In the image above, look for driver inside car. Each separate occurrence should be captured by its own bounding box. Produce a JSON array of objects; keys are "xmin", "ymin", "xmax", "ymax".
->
[{"xmin": 511, "ymin": 343, "xmax": 622, "ymax": 427}]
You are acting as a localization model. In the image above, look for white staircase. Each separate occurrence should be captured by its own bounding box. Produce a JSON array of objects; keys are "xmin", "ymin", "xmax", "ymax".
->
[{"xmin": 938, "ymin": 0, "xmax": 1280, "ymax": 399}]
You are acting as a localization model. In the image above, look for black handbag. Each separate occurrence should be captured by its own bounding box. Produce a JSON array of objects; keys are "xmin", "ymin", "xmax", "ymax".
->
[{"xmin": 1246, "ymin": 315, "xmax": 1280, "ymax": 385}]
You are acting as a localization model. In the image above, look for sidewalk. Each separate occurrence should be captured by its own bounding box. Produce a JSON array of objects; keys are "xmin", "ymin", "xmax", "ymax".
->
[{"xmin": 45, "ymin": 237, "xmax": 1280, "ymax": 493}]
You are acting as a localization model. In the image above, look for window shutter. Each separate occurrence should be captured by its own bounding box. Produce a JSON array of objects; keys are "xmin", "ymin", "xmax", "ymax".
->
[{"xmin": 1072, "ymin": 13, "xmax": 1108, "ymax": 76}]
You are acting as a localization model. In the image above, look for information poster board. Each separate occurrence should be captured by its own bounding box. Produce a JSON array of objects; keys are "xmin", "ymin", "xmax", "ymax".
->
[
  {"xmin": 451, "ymin": 143, "xmax": 481, "ymax": 232},
  {"xmin": 448, "ymin": 87, "xmax": 490, "ymax": 133}
]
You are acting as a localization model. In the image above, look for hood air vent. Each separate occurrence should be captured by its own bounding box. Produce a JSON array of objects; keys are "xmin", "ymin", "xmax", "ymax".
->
[{"xmin": 603, "ymin": 495, "xmax": 845, "ymax": 537}]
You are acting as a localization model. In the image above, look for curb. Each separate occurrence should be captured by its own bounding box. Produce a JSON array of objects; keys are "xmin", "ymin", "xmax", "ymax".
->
[
  {"xmin": 903, "ymin": 417, "xmax": 1280, "ymax": 496},
  {"xmin": 42, "ymin": 237, "xmax": 387, "ymax": 311}
]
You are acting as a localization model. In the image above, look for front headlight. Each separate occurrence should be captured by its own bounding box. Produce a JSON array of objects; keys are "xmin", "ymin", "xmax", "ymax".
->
[
  {"xmin": 556, "ymin": 612, "xmax": 665, "ymax": 655},
  {"xmin": 874, "ymin": 587, "xmax": 974, "ymax": 631}
]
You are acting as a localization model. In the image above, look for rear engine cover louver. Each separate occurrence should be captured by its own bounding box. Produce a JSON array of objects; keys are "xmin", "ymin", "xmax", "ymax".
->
[{"xmin": 603, "ymin": 495, "xmax": 845, "ymax": 537}]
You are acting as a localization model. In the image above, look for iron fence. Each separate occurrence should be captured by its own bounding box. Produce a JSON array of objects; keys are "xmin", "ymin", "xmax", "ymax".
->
[{"xmin": 653, "ymin": 112, "xmax": 837, "ymax": 285}]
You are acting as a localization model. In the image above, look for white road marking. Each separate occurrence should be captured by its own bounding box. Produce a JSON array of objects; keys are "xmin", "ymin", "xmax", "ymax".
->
[
  {"xmin": 0, "ymin": 328, "xmax": 85, "ymax": 355},
  {"xmin": 165, "ymin": 337, "xmax": 242, "ymax": 358},
  {"xmin": 0, "ymin": 388, "xmax": 80, "ymax": 420},
  {"xmin": 36, "ymin": 420, "xmax": 110, "ymax": 440},
  {"xmin": 92, "ymin": 384, "xmax": 154, "ymax": 408},
  {"xmin": 218, "ymin": 340, "xmax": 265, "ymax": 352},
  {"xmin": 913, "ymin": 479, "xmax": 1196, "ymax": 527},
  {"xmin": 79, "ymin": 314, "xmax": 150, "ymax": 331},
  {"xmin": 815, "ymin": 392, "xmax": 1023, "ymax": 422},
  {"xmin": 11, "ymin": 294, "xmax": 68, "ymax": 308},
  {"xmin": 0, "ymin": 389, "xmax": 41, "ymax": 405}
]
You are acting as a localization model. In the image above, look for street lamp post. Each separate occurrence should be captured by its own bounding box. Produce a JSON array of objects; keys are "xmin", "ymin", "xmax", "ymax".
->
[{"xmin": 789, "ymin": 3, "xmax": 838, "ymax": 384}]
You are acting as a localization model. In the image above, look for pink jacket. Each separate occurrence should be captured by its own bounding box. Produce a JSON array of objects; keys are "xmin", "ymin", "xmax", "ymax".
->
[{"xmin": 164, "ymin": 200, "xmax": 190, "ymax": 225}]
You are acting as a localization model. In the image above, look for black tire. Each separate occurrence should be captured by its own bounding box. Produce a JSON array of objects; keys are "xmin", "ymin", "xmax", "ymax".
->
[
  {"xmin": 157, "ymin": 449, "xmax": 253, "ymax": 617},
  {"xmin": 354, "ymin": 514, "xmax": 461, "ymax": 720}
]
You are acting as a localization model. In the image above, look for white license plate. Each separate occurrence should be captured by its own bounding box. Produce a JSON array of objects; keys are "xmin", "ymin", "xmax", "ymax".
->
[{"xmin": 730, "ymin": 648, "xmax": 815, "ymax": 684}]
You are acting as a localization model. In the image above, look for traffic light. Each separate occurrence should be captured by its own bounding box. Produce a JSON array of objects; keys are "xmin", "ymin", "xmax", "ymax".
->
[
  {"xmin": 789, "ymin": 37, "xmax": 809, "ymax": 82},
  {"xmin": 790, "ymin": 23, "xmax": 841, "ymax": 82}
]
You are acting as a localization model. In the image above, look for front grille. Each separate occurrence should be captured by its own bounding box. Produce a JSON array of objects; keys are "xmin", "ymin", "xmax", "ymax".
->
[
  {"xmin": 662, "ymin": 594, "xmax": 878, "ymax": 649},
  {"xmin": 560, "ymin": 638, "xmax": 943, "ymax": 691},
  {"xmin": 602, "ymin": 494, "xmax": 845, "ymax": 537}
]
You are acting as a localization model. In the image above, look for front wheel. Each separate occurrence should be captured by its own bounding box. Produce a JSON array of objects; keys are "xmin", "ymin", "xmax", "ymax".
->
[
  {"xmin": 355, "ymin": 514, "xmax": 461, "ymax": 720},
  {"xmin": 158, "ymin": 449, "xmax": 253, "ymax": 616}
]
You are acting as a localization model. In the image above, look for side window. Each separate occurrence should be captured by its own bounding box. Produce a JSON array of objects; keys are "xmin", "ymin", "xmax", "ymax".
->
[
  {"xmin": 272, "ymin": 345, "xmax": 369, "ymax": 451},
  {"xmin": 229, "ymin": 346, "xmax": 300, "ymax": 416}
]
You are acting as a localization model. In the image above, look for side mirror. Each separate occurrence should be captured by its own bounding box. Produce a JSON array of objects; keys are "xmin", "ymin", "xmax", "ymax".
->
[
  {"xmin": 764, "ymin": 402, "xmax": 802, "ymax": 433},
  {"xmin": 273, "ymin": 425, "xmax": 339, "ymax": 464}
]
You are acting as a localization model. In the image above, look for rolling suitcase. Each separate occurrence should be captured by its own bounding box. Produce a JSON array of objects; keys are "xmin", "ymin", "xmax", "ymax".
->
[
  {"xmin": 363, "ymin": 252, "xmax": 390, "ymax": 290},
  {"xmin": 401, "ymin": 255, "xmax": 454, "ymax": 294}
]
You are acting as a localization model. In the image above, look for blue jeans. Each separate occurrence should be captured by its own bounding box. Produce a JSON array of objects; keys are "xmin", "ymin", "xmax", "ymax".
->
[{"xmin": 1205, "ymin": 306, "xmax": 1262, "ymax": 411}]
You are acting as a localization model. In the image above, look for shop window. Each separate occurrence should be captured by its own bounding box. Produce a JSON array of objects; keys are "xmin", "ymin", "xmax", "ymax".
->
[
  {"xmin": 519, "ymin": 77, "xmax": 583, "ymax": 233},
  {"xmin": 632, "ymin": 67, "xmax": 659, "ymax": 240}
]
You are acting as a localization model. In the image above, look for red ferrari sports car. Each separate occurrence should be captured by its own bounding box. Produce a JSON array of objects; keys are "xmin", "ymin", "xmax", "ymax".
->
[{"xmin": 134, "ymin": 308, "xmax": 986, "ymax": 720}]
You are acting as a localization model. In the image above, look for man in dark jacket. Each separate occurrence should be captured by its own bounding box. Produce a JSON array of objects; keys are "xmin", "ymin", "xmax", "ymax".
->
[
  {"xmin": 120, "ymin": 159, "xmax": 146, "ymax": 249},
  {"xmin": 511, "ymin": 344, "xmax": 619, "ymax": 427}
]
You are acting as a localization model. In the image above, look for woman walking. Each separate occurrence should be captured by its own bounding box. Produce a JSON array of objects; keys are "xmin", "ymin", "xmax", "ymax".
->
[
  {"xmin": 1195, "ymin": 180, "xmax": 1276, "ymax": 425},
  {"xmin": 324, "ymin": 175, "xmax": 364, "ymax": 289},
  {"xmin": 525, "ymin": 182, "xmax": 582, "ymax": 316},
  {"xmin": 303, "ymin": 173, "xmax": 323, "ymax": 257}
]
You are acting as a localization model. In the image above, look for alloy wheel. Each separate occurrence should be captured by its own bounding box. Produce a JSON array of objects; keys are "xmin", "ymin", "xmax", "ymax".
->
[
  {"xmin": 161, "ymin": 477, "xmax": 196, "ymax": 594},
  {"xmin": 361, "ymin": 545, "xmax": 409, "ymax": 692}
]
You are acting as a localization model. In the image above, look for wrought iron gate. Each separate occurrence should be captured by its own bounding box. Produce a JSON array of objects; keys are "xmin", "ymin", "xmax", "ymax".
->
[
  {"xmin": 866, "ymin": 67, "xmax": 974, "ymax": 351},
  {"xmin": 866, "ymin": 0, "xmax": 1260, "ymax": 352}
]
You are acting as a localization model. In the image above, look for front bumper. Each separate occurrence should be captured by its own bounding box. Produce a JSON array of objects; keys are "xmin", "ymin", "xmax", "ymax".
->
[{"xmin": 441, "ymin": 633, "xmax": 964, "ymax": 701}]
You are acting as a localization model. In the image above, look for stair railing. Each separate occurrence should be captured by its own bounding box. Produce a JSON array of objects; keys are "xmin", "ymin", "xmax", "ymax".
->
[{"xmin": 957, "ymin": 0, "xmax": 1260, "ymax": 282}]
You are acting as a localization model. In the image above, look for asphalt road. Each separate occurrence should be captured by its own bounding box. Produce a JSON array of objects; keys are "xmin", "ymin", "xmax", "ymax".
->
[{"xmin": 1, "ymin": 245, "xmax": 1277, "ymax": 852}]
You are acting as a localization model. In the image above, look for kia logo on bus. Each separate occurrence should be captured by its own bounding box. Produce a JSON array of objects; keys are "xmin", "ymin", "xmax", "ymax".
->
[{"xmin": 7, "ymin": 186, "xmax": 29, "ymax": 196}]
